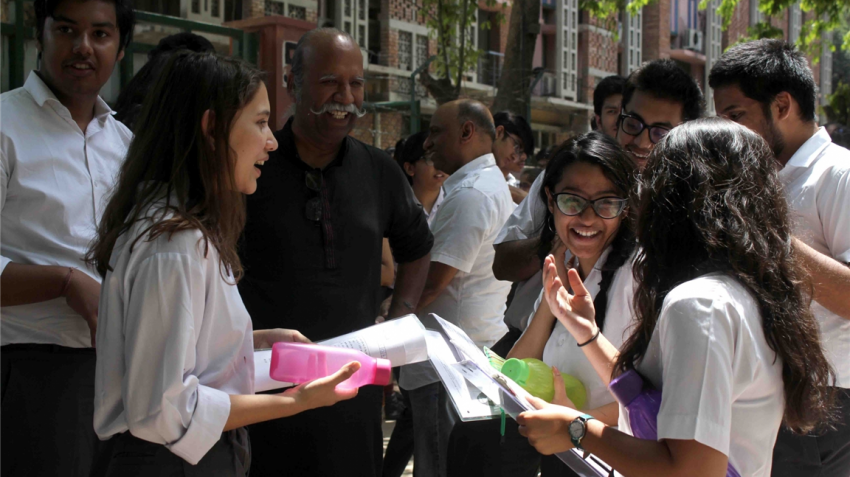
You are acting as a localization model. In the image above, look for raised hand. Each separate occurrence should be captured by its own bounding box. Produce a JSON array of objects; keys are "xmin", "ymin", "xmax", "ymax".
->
[
  {"xmin": 283, "ymin": 361, "xmax": 361, "ymax": 410},
  {"xmin": 542, "ymin": 255, "xmax": 598, "ymax": 344}
]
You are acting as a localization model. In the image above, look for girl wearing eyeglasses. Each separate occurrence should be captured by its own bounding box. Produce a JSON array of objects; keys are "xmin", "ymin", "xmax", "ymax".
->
[
  {"xmin": 507, "ymin": 131, "xmax": 637, "ymax": 476},
  {"xmin": 86, "ymin": 52, "xmax": 360, "ymax": 476},
  {"xmin": 518, "ymin": 118, "xmax": 836, "ymax": 477}
]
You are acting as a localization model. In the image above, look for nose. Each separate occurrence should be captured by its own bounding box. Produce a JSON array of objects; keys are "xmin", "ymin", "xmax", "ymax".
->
[
  {"xmin": 578, "ymin": 204, "xmax": 597, "ymax": 223},
  {"xmin": 266, "ymin": 130, "xmax": 278, "ymax": 151},
  {"xmin": 73, "ymin": 32, "xmax": 93, "ymax": 57},
  {"xmin": 333, "ymin": 82, "xmax": 354, "ymax": 105},
  {"xmin": 634, "ymin": 127, "xmax": 653, "ymax": 150},
  {"xmin": 423, "ymin": 135, "xmax": 433, "ymax": 150}
]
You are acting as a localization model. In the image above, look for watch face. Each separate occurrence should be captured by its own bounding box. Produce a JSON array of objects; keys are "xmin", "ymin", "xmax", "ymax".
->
[{"xmin": 569, "ymin": 419, "xmax": 584, "ymax": 439}]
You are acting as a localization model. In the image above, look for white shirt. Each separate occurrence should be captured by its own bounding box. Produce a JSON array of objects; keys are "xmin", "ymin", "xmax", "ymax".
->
[
  {"xmin": 400, "ymin": 154, "xmax": 513, "ymax": 390},
  {"xmin": 494, "ymin": 173, "xmax": 548, "ymax": 330},
  {"xmin": 621, "ymin": 274, "xmax": 784, "ymax": 477},
  {"xmin": 94, "ymin": 205, "xmax": 254, "ymax": 465},
  {"xmin": 778, "ymin": 127, "xmax": 850, "ymax": 388},
  {"xmin": 524, "ymin": 248, "xmax": 636, "ymax": 410},
  {"xmin": 507, "ymin": 173, "xmax": 521, "ymax": 188},
  {"xmin": 0, "ymin": 72, "xmax": 132, "ymax": 348},
  {"xmin": 424, "ymin": 187, "xmax": 446, "ymax": 227}
]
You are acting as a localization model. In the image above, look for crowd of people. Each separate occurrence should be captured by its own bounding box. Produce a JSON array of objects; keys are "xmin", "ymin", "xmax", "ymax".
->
[{"xmin": 1, "ymin": 1, "xmax": 848, "ymax": 477}]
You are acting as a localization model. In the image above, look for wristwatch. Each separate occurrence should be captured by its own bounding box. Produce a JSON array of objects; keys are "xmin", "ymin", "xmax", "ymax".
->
[{"xmin": 568, "ymin": 413, "xmax": 596, "ymax": 450}]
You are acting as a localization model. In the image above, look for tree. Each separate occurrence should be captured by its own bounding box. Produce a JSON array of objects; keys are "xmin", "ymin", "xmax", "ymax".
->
[
  {"xmin": 413, "ymin": 0, "xmax": 505, "ymax": 104},
  {"xmin": 490, "ymin": 0, "xmax": 541, "ymax": 113}
]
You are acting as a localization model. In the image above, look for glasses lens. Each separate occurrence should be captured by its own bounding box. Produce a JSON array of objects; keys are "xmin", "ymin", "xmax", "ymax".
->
[
  {"xmin": 621, "ymin": 116, "xmax": 644, "ymax": 136},
  {"xmin": 649, "ymin": 127, "xmax": 670, "ymax": 144},
  {"xmin": 556, "ymin": 194, "xmax": 587, "ymax": 216},
  {"xmin": 305, "ymin": 171, "xmax": 322, "ymax": 192},
  {"xmin": 305, "ymin": 197, "xmax": 322, "ymax": 221},
  {"xmin": 594, "ymin": 198, "xmax": 626, "ymax": 219}
]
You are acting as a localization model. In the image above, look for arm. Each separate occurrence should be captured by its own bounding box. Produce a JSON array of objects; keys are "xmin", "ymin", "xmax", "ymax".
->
[
  {"xmin": 416, "ymin": 261, "xmax": 458, "ymax": 311},
  {"xmin": 493, "ymin": 238, "xmax": 541, "ymax": 283},
  {"xmin": 507, "ymin": 294, "xmax": 555, "ymax": 361},
  {"xmin": 517, "ymin": 401, "xmax": 728, "ymax": 477},
  {"xmin": 380, "ymin": 238, "xmax": 395, "ymax": 287},
  {"xmin": 388, "ymin": 252, "xmax": 431, "ymax": 318},
  {"xmin": 793, "ymin": 237, "xmax": 850, "ymax": 320},
  {"xmin": 0, "ymin": 263, "xmax": 100, "ymax": 346},
  {"xmin": 510, "ymin": 185, "xmax": 529, "ymax": 204}
]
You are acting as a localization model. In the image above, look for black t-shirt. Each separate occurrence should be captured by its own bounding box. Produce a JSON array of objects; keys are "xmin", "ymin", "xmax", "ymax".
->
[{"xmin": 238, "ymin": 119, "xmax": 433, "ymax": 341}]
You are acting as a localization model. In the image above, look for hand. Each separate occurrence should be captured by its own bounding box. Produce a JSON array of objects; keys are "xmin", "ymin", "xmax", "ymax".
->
[
  {"xmin": 62, "ymin": 269, "xmax": 100, "ymax": 347},
  {"xmin": 542, "ymin": 255, "xmax": 597, "ymax": 344},
  {"xmin": 254, "ymin": 329, "xmax": 311, "ymax": 350},
  {"xmin": 550, "ymin": 367, "xmax": 576, "ymax": 408},
  {"xmin": 517, "ymin": 395, "xmax": 577, "ymax": 455},
  {"xmin": 283, "ymin": 361, "xmax": 361, "ymax": 410}
]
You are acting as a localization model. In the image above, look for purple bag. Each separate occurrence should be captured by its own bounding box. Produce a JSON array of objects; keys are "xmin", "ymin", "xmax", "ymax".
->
[{"xmin": 609, "ymin": 369, "xmax": 741, "ymax": 477}]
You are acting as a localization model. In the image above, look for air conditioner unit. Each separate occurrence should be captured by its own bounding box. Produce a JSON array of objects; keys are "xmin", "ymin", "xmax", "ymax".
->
[
  {"xmin": 683, "ymin": 28, "xmax": 704, "ymax": 52},
  {"xmin": 541, "ymin": 74, "xmax": 557, "ymax": 97}
]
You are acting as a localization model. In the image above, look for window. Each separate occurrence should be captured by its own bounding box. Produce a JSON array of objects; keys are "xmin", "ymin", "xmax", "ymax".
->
[
  {"xmin": 398, "ymin": 31, "xmax": 413, "ymax": 71},
  {"xmin": 288, "ymin": 4, "xmax": 306, "ymax": 19},
  {"xmin": 211, "ymin": 0, "xmax": 220, "ymax": 17},
  {"xmin": 265, "ymin": 0, "xmax": 284, "ymax": 15},
  {"xmin": 416, "ymin": 34, "xmax": 429, "ymax": 67},
  {"xmin": 556, "ymin": 0, "xmax": 578, "ymax": 100},
  {"xmin": 192, "ymin": 0, "xmax": 201, "ymax": 13},
  {"xmin": 344, "ymin": 21, "xmax": 352, "ymax": 34},
  {"xmin": 358, "ymin": 24, "xmax": 366, "ymax": 47},
  {"xmin": 621, "ymin": 8, "xmax": 643, "ymax": 75},
  {"xmin": 344, "ymin": 0, "xmax": 351, "ymax": 17},
  {"xmin": 358, "ymin": 0, "xmax": 365, "ymax": 20}
]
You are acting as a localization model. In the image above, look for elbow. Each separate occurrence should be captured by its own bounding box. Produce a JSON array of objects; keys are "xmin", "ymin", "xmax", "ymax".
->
[{"xmin": 492, "ymin": 249, "xmax": 513, "ymax": 282}]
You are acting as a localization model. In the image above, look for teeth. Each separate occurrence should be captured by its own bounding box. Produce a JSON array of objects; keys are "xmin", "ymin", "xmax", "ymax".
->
[
  {"xmin": 329, "ymin": 111, "xmax": 348, "ymax": 119},
  {"xmin": 255, "ymin": 160, "xmax": 265, "ymax": 166},
  {"xmin": 572, "ymin": 228, "xmax": 599, "ymax": 238},
  {"xmin": 629, "ymin": 150, "xmax": 649, "ymax": 159}
]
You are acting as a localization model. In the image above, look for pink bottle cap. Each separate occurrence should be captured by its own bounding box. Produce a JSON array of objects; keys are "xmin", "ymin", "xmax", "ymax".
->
[{"xmin": 374, "ymin": 358, "xmax": 392, "ymax": 386}]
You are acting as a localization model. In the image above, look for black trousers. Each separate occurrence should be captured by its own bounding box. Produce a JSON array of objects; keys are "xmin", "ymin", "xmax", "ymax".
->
[
  {"xmin": 772, "ymin": 387, "xmax": 850, "ymax": 477},
  {"xmin": 1, "ymin": 343, "xmax": 107, "ymax": 477},
  {"xmin": 248, "ymin": 384, "xmax": 384, "ymax": 477},
  {"xmin": 98, "ymin": 429, "xmax": 250, "ymax": 477}
]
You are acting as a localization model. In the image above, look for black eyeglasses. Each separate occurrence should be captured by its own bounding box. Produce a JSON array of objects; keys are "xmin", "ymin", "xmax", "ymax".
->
[
  {"xmin": 618, "ymin": 113, "xmax": 671, "ymax": 144},
  {"xmin": 553, "ymin": 192, "xmax": 627, "ymax": 219},
  {"xmin": 505, "ymin": 134, "xmax": 525, "ymax": 157}
]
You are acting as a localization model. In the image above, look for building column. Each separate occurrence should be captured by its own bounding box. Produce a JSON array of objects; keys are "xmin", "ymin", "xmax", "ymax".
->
[
  {"xmin": 641, "ymin": 0, "xmax": 670, "ymax": 61},
  {"xmin": 243, "ymin": 0, "xmax": 265, "ymax": 18}
]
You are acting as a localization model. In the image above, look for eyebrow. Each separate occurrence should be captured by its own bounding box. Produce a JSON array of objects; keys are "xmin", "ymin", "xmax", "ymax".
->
[
  {"xmin": 257, "ymin": 110, "xmax": 271, "ymax": 116},
  {"xmin": 720, "ymin": 104, "xmax": 740, "ymax": 114},
  {"xmin": 625, "ymin": 110, "xmax": 673, "ymax": 128},
  {"xmin": 558, "ymin": 186, "xmax": 621, "ymax": 196},
  {"xmin": 52, "ymin": 15, "xmax": 117, "ymax": 29}
]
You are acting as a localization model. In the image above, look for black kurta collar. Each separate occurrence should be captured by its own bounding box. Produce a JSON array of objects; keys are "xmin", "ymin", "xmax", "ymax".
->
[{"xmin": 278, "ymin": 117, "xmax": 351, "ymax": 172}]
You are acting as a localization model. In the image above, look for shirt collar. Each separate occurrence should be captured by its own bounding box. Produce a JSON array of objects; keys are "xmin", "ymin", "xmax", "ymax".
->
[
  {"xmin": 24, "ymin": 71, "xmax": 114, "ymax": 121},
  {"xmin": 783, "ymin": 127, "xmax": 832, "ymax": 170},
  {"xmin": 280, "ymin": 117, "xmax": 350, "ymax": 171},
  {"xmin": 442, "ymin": 153, "xmax": 497, "ymax": 195}
]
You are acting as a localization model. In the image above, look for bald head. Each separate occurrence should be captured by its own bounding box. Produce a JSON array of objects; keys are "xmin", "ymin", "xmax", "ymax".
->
[
  {"xmin": 290, "ymin": 28, "xmax": 361, "ymax": 102},
  {"xmin": 424, "ymin": 99, "xmax": 496, "ymax": 174}
]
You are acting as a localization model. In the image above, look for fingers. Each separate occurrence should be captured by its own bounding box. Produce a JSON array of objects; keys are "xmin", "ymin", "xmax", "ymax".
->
[
  {"xmin": 551, "ymin": 366, "xmax": 566, "ymax": 403},
  {"xmin": 527, "ymin": 395, "xmax": 549, "ymax": 410},
  {"xmin": 291, "ymin": 330, "xmax": 312, "ymax": 343},
  {"xmin": 326, "ymin": 361, "xmax": 361, "ymax": 386},
  {"xmin": 567, "ymin": 268, "xmax": 590, "ymax": 298}
]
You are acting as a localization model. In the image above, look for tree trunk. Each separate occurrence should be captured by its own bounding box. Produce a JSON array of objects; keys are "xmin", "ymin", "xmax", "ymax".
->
[
  {"xmin": 491, "ymin": 0, "xmax": 541, "ymax": 116},
  {"xmin": 421, "ymin": 72, "xmax": 460, "ymax": 104}
]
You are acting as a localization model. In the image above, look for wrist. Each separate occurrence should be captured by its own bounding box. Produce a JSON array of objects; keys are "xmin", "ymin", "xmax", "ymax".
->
[{"xmin": 59, "ymin": 267, "xmax": 74, "ymax": 298}]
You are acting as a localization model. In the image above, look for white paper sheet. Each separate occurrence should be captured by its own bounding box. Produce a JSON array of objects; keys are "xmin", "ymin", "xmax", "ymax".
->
[{"xmin": 253, "ymin": 315, "xmax": 429, "ymax": 393}]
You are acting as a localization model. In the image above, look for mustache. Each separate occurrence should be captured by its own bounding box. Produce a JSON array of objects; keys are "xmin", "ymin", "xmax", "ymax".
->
[{"xmin": 310, "ymin": 102, "xmax": 367, "ymax": 118}]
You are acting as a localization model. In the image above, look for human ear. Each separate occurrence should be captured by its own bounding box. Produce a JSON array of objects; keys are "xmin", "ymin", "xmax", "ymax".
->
[
  {"xmin": 545, "ymin": 188, "xmax": 555, "ymax": 214},
  {"xmin": 403, "ymin": 162, "xmax": 416, "ymax": 177},
  {"xmin": 773, "ymin": 92, "xmax": 793, "ymax": 121}
]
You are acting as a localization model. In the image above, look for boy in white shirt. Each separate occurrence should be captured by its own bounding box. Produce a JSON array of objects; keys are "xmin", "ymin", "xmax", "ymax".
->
[
  {"xmin": 0, "ymin": 1, "xmax": 134, "ymax": 475},
  {"xmin": 711, "ymin": 38, "xmax": 850, "ymax": 477}
]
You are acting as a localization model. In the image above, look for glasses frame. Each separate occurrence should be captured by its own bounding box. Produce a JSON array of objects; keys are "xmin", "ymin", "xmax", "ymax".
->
[
  {"xmin": 618, "ymin": 113, "xmax": 671, "ymax": 144},
  {"xmin": 552, "ymin": 192, "xmax": 628, "ymax": 220},
  {"xmin": 504, "ymin": 133, "xmax": 525, "ymax": 157}
]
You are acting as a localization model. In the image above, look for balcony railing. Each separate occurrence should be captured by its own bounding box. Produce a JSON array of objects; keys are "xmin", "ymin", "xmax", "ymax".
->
[{"xmin": 477, "ymin": 51, "xmax": 504, "ymax": 87}]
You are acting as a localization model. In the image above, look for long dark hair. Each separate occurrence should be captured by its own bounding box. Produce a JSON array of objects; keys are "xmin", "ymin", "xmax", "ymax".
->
[
  {"xmin": 87, "ymin": 51, "xmax": 265, "ymax": 282},
  {"xmin": 538, "ymin": 132, "xmax": 637, "ymax": 333},
  {"xmin": 616, "ymin": 117, "xmax": 835, "ymax": 433}
]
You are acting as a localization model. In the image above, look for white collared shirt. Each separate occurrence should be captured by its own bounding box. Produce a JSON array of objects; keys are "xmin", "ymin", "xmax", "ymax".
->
[
  {"xmin": 778, "ymin": 127, "xmax": 850, "ymax": 388},
  {"xmin": 0, "ymin": 72, "xmax": 132, "ymax": 348},
  {"xmin": 424, "ymin": 187, "xmax": 446, "ymax": 227},
  {"xmin": 401, "ymin": 153, "xmax": 513, "ymax": 390},
  {"xmin": 525, "ymin": 247, "xmax": 636, "ymax": 410},
  {"xmin": 495, "ymin": 173, "xmax": 548, "ymax": 330},
  {"xmin": 622, "ymin": 273, "xmax": 784, "ymax": 477},
  {"xmin": 94, "ymin": 205, "xmax": 254, "ymax": 465}
]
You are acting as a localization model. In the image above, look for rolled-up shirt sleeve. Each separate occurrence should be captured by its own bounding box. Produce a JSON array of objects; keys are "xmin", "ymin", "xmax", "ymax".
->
[
  {"xmin": 123, "ymin": 252, "xmax": 230, "ymax": 465},
  {"xmin": 384, "ymin": 157, "xmax": 433, "ymax": 263}
]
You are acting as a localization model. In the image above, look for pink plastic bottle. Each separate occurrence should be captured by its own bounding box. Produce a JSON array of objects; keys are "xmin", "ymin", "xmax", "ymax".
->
[{"xmin": 269, "ymin": 342, "xmax": 392, "ymax": 390}]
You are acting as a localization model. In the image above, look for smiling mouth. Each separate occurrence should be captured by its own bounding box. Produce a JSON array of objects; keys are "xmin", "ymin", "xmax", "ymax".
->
[
  {"xmin": 570, "ymin": 228, "xmax": 601, "ymax": 239},
  {"xmin": 328, "ymin": 111, "xmax": 349, "ymax": 119},
  {"xmin": 68, "ymin": 63, "xmax": 93, "ymax": 71},
  {"xmin": 627, "ymin": 149, "xmax": 649, "ymax": 160}
]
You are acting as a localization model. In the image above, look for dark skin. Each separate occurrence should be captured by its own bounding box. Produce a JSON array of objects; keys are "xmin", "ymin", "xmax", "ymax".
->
[
  {"xmin": 0, "ymin": 0, "xmax": 126, "ymax": 346},
  {"xmin": 285, "ymin": 31, "xmax": 430, "ymax": 318}
]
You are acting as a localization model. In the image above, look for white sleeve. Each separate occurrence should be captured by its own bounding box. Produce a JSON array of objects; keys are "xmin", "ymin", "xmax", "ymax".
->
[
  {"xmin": 818, "ymin": 167, "xmax": 850, "ymax": 263},
  {"xmin": 123, "ymin": 252, "xmax": 231, "ymax": 465},
  {"xmin": 1, "ymin": 148, "xmax": 11, "ymax": 274},
  {"xmin": 655, "ymin": 295, "xmax": 736, "ymax": 457},
  {"xmin": 495, "ymin": 172, "xmax": 547, "ymax": 244},
  {"xmin": 430, "ymin": 188, "xmax": 494, "ymax": 273}
]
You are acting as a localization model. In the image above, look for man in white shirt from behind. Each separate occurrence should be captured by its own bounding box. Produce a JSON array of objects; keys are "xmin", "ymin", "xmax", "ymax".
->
[
  {"xmin": 0, "ymin": 1, "xmax": 133, "ymax": 475},
  {"xmin": 711, "ymin": 38, "xmax": 850, "ymax": 477},
  {"xmin": 400, "ymin": 99, "xmax": 513, "ymax": 477}
]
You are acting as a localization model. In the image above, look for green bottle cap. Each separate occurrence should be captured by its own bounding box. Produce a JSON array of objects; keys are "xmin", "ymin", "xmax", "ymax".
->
[{"xmin": 501, "ymin": 358, "xmax": 530, "ymax": 386}]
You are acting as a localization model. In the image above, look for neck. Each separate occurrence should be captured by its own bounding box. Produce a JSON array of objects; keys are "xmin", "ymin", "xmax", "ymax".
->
[
  {"xmin": 414, "ymin": 184, "xmax": 440, "ymax": 214},
  {"xmin": 576, "ymin": 253, "xmax": 602, "ymax": 281},
  {"xmin": 291, "ymin": 118, "xmax": 346, "ymax": 169},
  {"xmin": 37, "ymin": 71, "xmax": 97, "ymax": 133},
  {"xmin": 498, "ymin": 164, "xmax": 510, "ymax": 179},
  {"xmin": 776, "ymin": 121, "xmax": 819, "ymax": 167}
]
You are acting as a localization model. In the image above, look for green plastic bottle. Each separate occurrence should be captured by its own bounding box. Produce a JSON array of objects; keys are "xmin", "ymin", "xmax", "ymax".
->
[{"xmin": 501, "ymin": 357, "xmax": 587, "ymax": 410}]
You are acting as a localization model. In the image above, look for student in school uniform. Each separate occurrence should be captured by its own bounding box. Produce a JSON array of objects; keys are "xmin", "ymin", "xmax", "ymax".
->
[
  {"xmin": 507, "ymin": 132, "xmax": 637, "ymax": 476},
  {"xmin": 86, "ymin": 51, "xmax": 359, "ymax": 476},
  {"xmin": 518, "ymin": 118, "xmax": 837, "ymax": 477}
]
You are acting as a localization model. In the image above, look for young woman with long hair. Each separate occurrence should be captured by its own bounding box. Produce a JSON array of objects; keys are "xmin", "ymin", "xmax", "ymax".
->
[
  {"xmin": 517, "ymin": 118, "xmax": 836, "ymax": 477},
  {"xmin": 507, "ymin": 132, "xmax": 637, "ymax": 476},
  {"xmin": 87, "ymin": 51, "xmax": 359, "ymax": 476}
]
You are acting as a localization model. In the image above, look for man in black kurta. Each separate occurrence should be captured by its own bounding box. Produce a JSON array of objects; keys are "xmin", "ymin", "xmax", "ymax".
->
[{"xmin": 238, "ymin": 28, "xmax": 433, "ymax": 476}]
